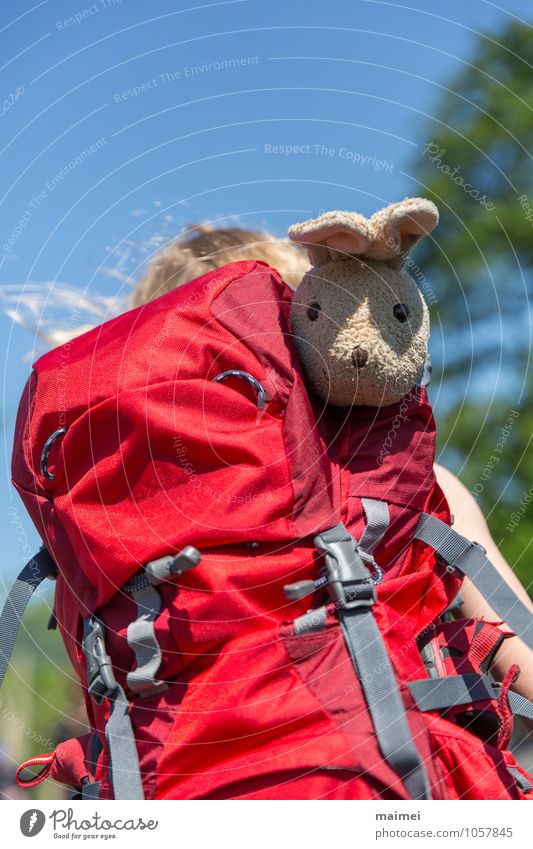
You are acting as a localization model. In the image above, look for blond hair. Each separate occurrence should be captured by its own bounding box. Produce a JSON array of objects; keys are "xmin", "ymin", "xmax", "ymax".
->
[
  {"xmin": 131, "ymin": 224, "xmax": 309, "ymax": 306},
  {"xmin": 4, "ymin": 225, "xmax": 308, "ymax": 348}
]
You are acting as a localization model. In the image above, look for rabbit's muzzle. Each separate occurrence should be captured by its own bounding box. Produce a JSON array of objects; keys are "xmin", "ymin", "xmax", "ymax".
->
[{"xmin": 352, "ymin": 346, "xmax": 368, "ymax": 368}]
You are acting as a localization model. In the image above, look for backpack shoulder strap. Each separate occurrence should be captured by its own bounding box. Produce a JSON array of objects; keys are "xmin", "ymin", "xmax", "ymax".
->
[
  {"xmin": 315, "ymin": 522, "xmax": 432, "ymax": 800},
  {"xmin": 414, "ymin": 513, "xmax": 533, "ymax": 650},
  {"xmin": 0, "ymin": 548, "xmax": 57, "ymax": 690}
]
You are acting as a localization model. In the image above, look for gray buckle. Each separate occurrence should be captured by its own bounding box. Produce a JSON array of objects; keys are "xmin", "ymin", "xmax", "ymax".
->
[
  {"xmin": 82, "ymin": 616, "xmax": 118, "ymax": 704},
  {"xmin": 124, "ymin": 546, "xmax": 201, "ymax": 592},
  {"xmin": 145, "ymin": 545, "xmax": 201, "ymax": 585},
  {"xmin": 328, "ymin": 574, "xmax": 377, "ymax": 610},
  {"xmin": 315, "ymin": 525, "xmax": 377, "ymax": 611},
  {"xmin": 436, "ymin": 540, "xmax": 487, "ymax": 574}
]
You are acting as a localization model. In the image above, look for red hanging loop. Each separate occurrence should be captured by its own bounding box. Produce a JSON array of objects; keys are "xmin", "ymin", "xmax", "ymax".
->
[{"xmin": 16, "ymin": 752, "xmax": 55, "ymax": 788}]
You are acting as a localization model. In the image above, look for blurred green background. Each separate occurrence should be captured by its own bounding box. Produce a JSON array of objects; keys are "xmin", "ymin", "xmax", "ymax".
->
[
  {"xmin": 0, "ymin": 603, "xmax": 86, "ymax": 799},
  {"xmin": 415, "ymin": 21, "xmax": 533, "ymax": 593}
]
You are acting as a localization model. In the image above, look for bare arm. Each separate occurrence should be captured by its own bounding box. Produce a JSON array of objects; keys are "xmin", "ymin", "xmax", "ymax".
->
[{"xmin": 435, "ymin": 463, "xmax": 533, "ymax": 709}]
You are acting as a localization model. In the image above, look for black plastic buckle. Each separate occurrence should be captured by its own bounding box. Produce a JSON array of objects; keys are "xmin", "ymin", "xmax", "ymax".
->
[{"xmin": 82, "ymin": 616, "xmax": 118, "ymax": 704}]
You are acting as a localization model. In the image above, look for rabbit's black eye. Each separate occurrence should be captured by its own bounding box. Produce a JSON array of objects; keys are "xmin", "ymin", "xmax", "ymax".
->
[
  {"xmin": 393, "ymin": 303, "xmax": 410, "ymax": 323},
  {"xmin": 307, "ymin": 303, "xmax": 321, "ymax": 321}
]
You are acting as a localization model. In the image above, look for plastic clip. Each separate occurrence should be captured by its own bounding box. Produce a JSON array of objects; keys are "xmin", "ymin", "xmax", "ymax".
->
[{"xmin": 82, "ymin": 616, "xmax": 118, "ymax": 704}]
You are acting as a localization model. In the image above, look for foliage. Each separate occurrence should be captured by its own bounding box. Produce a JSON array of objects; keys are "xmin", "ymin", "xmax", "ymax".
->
[{"xmin": 412, "ymin": 21, "xmax": 533, "ymax": 592}]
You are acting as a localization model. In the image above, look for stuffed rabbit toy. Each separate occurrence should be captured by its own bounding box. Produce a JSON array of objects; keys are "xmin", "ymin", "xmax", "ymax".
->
[{"xmin": 288, "ymin": 198, "xmax": 438, "ymax": 406}]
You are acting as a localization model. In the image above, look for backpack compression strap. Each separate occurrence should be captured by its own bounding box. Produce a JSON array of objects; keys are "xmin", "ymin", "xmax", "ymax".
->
[
  {"xmin": 414, "ymin": 514, "xmax": 533, "ymax": 650},
  {"xmin": 82, "ymin": 616, "xmax": 145, "ymax": 800},
  {"xmin": 407, "ymin": 674, "xmax": 533, "ymax": 719},
  {"xmin": 315, "ymin": 522, "xmax": 432, "ymax": 801},
  {"xmin": 0, "ymin": 548, "xmax": 57, "ymax": 690}
]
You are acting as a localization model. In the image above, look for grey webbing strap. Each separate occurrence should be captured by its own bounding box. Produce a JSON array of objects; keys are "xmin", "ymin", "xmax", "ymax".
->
[
  {"xmin": 339, "ymin": 610, "xmax": 431, "ymax": 800},
  {"xmin": 293, "ymin": 606, "xmax": 327, "ymax": 636},
  {"xmin": 492, "ymin": 685, "xmax": 533, "ymax": 721},
  {"xmin": 81, "ymin": 780, "xmax": 101, "ymax": 800},
  {"xmin": 415, "ymin": 514, "xmax": 533, "ymax": 650},
  {"xmin": 105, "ymin": 684, "xmax": 145, "ymax": 800},
  {"xmin": 82, "ymin": 617, "xmax": 144, "ymax": 800},
  {"xmin": 316, "ymin": 523, "xmax": 431, "ymax": 801},
  {"xmin": 0, "ymin": 548, "xmax": 56, "ymax": 690},
  {"xmin": 507, "ymin": 690, "xmax": 533, "ymax": 721},
  {"xmin": 408, "ymin": 673, "xmax": 494, "ymax": 712},
  {"xmin": 126, "ymin": 585, "xmax": 168, "ymax": 698},
  {"xmin": 359, "ymin": 498, "xmax": 390, "ymax": 555},
  {"xmin": 507, "ymin": 766, "xmax": 532, "ymax": 793},
  {"xmin": 410, "ymin": 672, "xmax": 533, "ymax": 718}
]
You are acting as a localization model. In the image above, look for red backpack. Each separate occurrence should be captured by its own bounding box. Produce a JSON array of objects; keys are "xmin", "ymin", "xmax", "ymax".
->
[{"xmin": 2, "ymin": 260, "xmax": 532, "ymax": 800}]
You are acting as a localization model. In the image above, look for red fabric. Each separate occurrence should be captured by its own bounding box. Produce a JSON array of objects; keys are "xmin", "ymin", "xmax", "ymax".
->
[
  {"xmin": 430, "ymin": 719, "xmax": 528, "ymax": 800},
  {"xmin": 12, "ymin": 261, "xmax": 336, "ymax": 612},
  {"xmin": 415, "ymin": 618, "xmax": 513, "ymax": 749},
  {"xmin": 202, "ymin": 769, "xmax": 394, "ymax": 800},
  {"xmin": 11, "ymin": 260, "xmax": 532, "ymax": 801}
]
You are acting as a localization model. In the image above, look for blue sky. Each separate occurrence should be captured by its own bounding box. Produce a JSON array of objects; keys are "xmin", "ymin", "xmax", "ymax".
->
[{"xmin": 1, "ymin": 0, "xmax": 531, "ymax": 582}]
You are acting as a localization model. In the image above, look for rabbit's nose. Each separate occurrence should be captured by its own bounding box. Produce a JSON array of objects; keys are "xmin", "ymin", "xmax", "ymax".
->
[{"xmin": 352, "ymin": 346, "xmax": 368, "ymax": 368}]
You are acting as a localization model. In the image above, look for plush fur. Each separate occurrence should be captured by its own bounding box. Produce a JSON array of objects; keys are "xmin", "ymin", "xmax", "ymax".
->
[{"xmin": 288, "ymin": 198, "xmax": 438, "ymax": 407}]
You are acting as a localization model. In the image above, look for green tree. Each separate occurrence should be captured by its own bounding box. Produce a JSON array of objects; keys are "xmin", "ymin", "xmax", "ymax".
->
[{"xmin": 411, "ymin": 21, "xmax": 533, "ymax": 590}]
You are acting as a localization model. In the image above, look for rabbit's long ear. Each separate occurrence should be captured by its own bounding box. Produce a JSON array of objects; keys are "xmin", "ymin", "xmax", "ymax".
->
[
  {"xmin": 367, "ymin": 198, "xmax": 438, "ymax": 265},
  {"xmin": 288, "ymin": 211, "xmax": 371, "ymax": 266}
]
